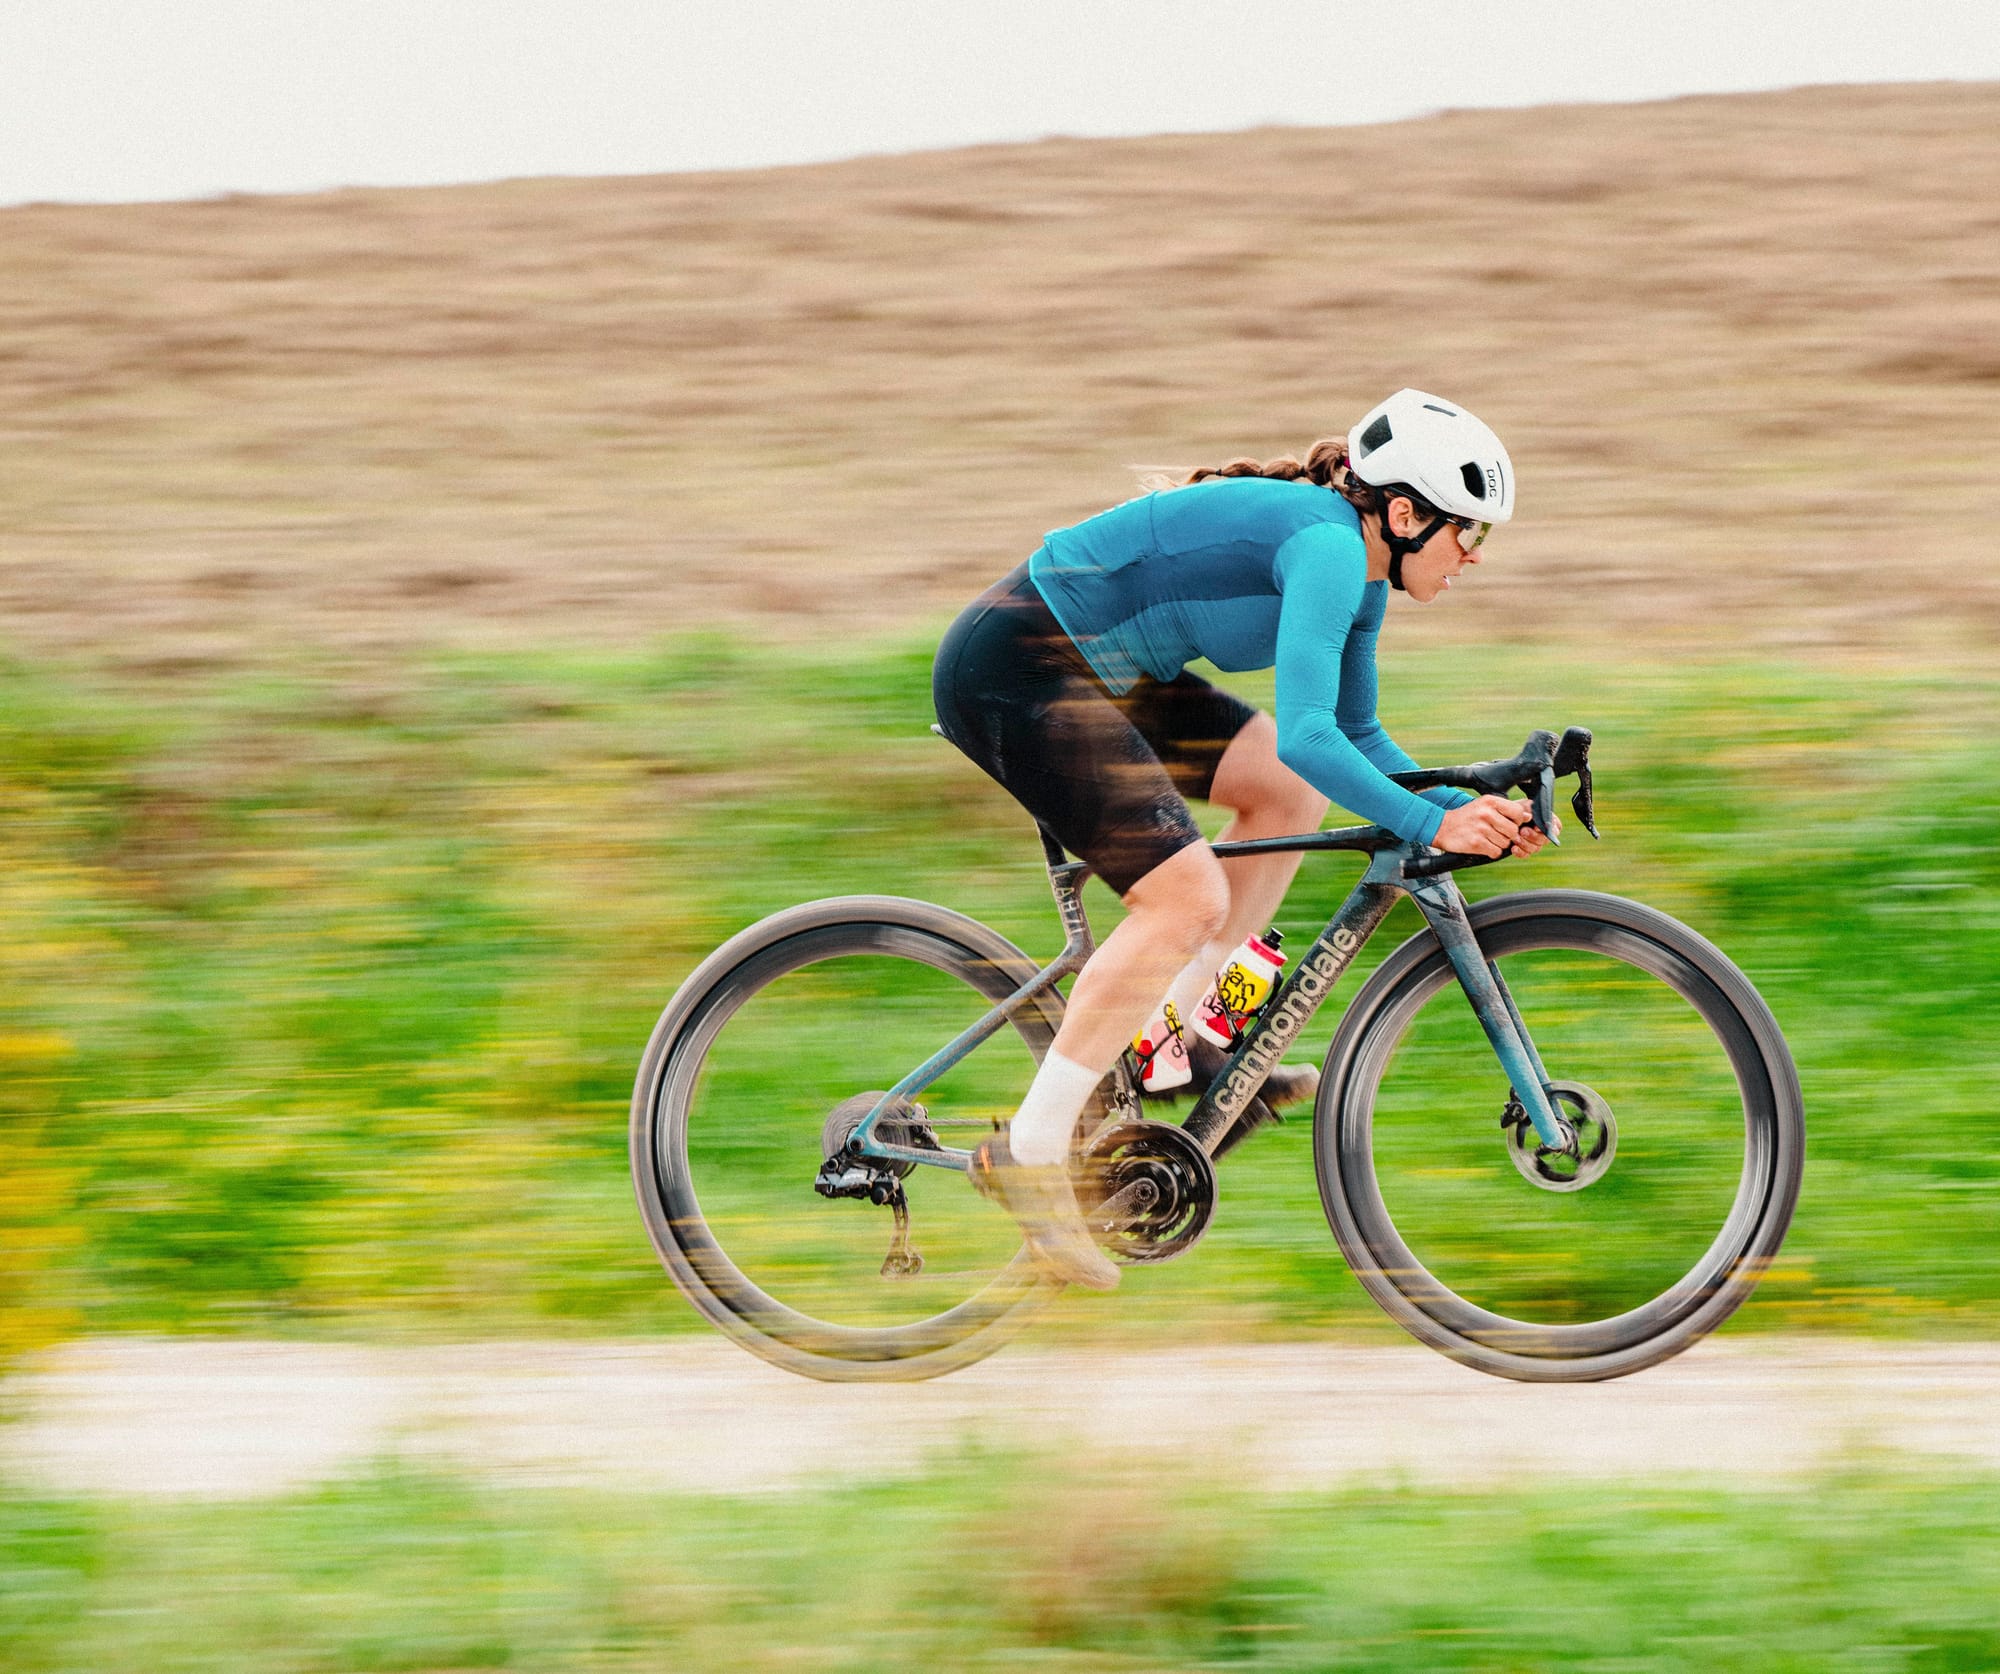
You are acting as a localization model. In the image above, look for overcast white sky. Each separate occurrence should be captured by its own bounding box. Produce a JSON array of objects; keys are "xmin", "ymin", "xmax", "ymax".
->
[{"xmin": 3, "ymin": 0, "xmax": 1998, "ymax": 206}]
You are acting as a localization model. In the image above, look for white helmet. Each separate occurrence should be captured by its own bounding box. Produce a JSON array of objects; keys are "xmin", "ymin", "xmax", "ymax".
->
[{"xmin": 1346, "ymin": 389, "xmax": 1515, "ymax": 525}]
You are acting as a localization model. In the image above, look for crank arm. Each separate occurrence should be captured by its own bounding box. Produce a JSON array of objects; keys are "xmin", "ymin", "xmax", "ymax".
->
[{"xmin": 1083, "ymin": 1176, "xmax": 1160, "ymax": 1236}]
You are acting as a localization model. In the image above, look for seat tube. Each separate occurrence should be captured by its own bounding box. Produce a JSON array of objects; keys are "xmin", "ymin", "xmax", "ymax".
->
[{"xmin": 1403, "ymin": 874, "xmax": 1567, "ymax": 1149}]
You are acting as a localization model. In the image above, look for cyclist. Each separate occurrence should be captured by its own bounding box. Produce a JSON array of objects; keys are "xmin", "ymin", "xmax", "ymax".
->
[{"xmin": 932, "ymin": 390, "xmax": 1557, "ymax": 1290}]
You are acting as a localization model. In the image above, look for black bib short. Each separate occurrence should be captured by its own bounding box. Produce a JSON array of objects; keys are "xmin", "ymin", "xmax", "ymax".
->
[{"xmin": 932, "ymin": 563, "xmax": 1257, "ymax": 896}]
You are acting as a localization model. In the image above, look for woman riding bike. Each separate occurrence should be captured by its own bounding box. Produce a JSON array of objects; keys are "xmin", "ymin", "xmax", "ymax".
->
[{"xmin": 931, "ymin": 389, "xmax": 1555, "ymax": 1291}]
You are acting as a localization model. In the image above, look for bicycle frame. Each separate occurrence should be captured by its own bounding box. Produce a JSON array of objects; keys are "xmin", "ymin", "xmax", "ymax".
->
[{"xmin": 848, "ymin": 822, "xmax": 1573, "ymax": 1173}]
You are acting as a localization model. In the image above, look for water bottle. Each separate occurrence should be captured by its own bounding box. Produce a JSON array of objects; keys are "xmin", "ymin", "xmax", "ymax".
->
[
  {"xmin": 1129, "ymin": 1002, "xmax": 1192, "ymax": 1092},
  {"xmin": 1191, "ymin": 929, "xmax": 1286, "ymax": 1049}
]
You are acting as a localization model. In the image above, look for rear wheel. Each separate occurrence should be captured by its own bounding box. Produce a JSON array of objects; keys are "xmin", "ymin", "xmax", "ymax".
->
[
  {"xmin": 631, "ymin": 896, "xmax": 1063, "ymax": 1382},
  {"xmin": 1317, "ymin": 889, "xmax": 1803, "ymax": 1382}
]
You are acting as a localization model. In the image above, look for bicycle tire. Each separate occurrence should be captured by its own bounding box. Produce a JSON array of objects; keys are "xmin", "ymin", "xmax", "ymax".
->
[
  {"xmin": 1316, "ymin": 888, "xmax": 1803, "ymax": 1382},
  {"xmin": 630, "ymin": 895, "xmax": 1064, "ymax": 1382}
]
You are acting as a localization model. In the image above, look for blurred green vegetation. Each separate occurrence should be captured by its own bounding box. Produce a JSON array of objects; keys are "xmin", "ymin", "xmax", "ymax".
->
[
  {"xmin": 6, "ymin": 1459, "xmax": 2000, "ymax": 1670},
  {"xmin": 1, "ymin": 634, "xmax": 1996, "ymax": 1349}
]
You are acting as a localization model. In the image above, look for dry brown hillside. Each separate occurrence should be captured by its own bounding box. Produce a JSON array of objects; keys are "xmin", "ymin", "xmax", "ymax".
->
[{"xmin": 2, "ymin": 81, "xmax": 1998, "ymax": 669}]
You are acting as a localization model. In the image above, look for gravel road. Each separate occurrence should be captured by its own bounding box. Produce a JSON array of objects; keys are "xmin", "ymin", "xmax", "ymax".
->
[{"xmin": 6, "ymin": 1336, "xmax": 1997, "ymax": 1500}]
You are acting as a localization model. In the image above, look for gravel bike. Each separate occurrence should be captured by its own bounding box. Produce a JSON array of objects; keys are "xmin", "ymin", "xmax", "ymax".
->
[{"xmin": 630, "ymin": 726, "xmax": 1803, "ymax": 1383}]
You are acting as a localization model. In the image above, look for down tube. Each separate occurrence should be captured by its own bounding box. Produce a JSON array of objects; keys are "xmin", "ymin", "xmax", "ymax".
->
[{"xmin": 1184, "ymin": 877, "xmax": 1401, "ymax": 1153}]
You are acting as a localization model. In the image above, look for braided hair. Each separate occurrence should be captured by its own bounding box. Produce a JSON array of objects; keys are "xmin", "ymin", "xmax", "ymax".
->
[{"xmin": 1159, "ymin": 437, "xmax": 1441, "ymax": 525}]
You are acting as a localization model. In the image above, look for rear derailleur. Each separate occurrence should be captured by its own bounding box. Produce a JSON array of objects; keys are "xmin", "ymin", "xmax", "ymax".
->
[{"xmin": 813, "ymin": 1092, "xmax": 941, "ymax": 1278}]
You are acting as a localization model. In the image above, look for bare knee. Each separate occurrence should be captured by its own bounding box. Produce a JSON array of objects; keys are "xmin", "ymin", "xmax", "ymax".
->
[
  {"xmin": 1212, "ymin": 713, "xmax": 1328, "ymax": 832},
  {"xmin": 1121, "ymin": 842, "xmax": 1230, "ymax": 953},
  {"xmin": 1260, "ymin": 775, "xmax": 1329, "ymax": 834}
]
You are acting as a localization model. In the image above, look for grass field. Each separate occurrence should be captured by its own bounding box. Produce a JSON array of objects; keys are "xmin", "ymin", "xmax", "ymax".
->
[
  {"xmin": 6, "ymin": 1457, "xmax": 2000, "ymax": 1671},
  {"xmin": 4, "ymin": 81, "xmax": 1999, "ymax": 1364},
  {"xmin": 4, "ymin": 633, "xmax": 1996, "ymax": 1352}
]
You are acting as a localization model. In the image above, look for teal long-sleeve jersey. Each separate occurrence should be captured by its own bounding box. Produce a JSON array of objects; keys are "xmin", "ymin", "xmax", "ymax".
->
[{"xmin": 1028, "ymin": 475, "xmax": 1470, "ymax": 846}]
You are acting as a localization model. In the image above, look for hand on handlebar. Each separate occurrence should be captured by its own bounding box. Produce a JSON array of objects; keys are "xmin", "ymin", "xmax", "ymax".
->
[{"xmin": 1433, "ymin": 795, "xmax": 1560, "ymax": 859}]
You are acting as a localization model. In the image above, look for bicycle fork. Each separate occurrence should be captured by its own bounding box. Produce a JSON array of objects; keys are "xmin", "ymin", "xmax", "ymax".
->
[{"xmin": 1402, "ymin": 872, "xmax": 1571, "ymax": 1152}]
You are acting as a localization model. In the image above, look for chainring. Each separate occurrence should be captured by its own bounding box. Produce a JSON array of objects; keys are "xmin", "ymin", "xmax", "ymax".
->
[{"xmin": 1076, "ymin": 1119, "xmax": 1216, "ymax": 1264}]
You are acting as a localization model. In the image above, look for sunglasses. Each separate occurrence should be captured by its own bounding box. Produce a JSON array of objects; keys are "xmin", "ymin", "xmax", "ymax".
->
[
  {"xmin": 1409, "ymin": 512, "xmax": 1495, "ymax": 555},
  {"xmin": 1453, "ymin": 517, "xmax": 1493, "ymax": 553}
]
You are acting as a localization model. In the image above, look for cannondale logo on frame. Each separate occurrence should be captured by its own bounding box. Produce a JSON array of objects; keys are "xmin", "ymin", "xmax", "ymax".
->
[{"xmin": 1217, "ymin": 927, "xmax": 1361, "ymax": 1113}]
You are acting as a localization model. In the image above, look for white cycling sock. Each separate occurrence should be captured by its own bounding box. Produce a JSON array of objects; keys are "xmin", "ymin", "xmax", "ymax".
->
[{"xmin": 1008, "ymin": 1050, "xmax": 1101, "ymax": 1167}]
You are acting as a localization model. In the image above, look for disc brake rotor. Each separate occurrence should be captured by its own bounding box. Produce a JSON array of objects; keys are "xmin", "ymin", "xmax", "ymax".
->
[
  {"xmin": 820, "ymin": 1091, "xmax": 934, "ymax": 1178},
  {"xmin": 1504, "ymin": 1079, "xmax": 1617, "ymax": 1193}
]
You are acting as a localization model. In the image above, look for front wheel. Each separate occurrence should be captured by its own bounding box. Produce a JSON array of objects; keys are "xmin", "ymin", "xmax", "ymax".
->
[
  {"xmin": 631, "ymin": 896, "xmax": 1064, "ymax": 1382},
  {"xmin": 1317, "ymin": 889, "xmax": 1803, "ymax": 1382}
]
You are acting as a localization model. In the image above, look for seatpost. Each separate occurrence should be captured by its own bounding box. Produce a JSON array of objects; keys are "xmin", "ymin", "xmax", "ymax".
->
[{"xmin": 1037, "ymin": 824, "xmax": 1095, "ymax": 963}]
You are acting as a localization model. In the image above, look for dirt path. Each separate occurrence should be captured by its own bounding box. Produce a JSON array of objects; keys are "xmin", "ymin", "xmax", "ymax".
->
[{"xmin": 6, "ymin": 1336, "xmax": 1998, "ymax": 1499}]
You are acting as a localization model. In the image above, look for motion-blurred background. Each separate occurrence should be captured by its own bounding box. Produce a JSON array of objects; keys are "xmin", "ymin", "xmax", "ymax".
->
[{"xmin": 4, "ymin": 6, "xmax": 2000, "ymax": 1667}]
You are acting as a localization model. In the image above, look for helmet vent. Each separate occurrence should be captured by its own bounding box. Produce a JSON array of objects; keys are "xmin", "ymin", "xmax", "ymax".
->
[
  {"xmin": 1357, "ymin": 415, "xmax": 1393, "ymax": 457},
  {"xmin": 1423, "ymin": 402, "xmax": 1459, "ymax": 416},
  {"xmin": 1459, "ymin": 461, "xmax": 1487, "ymax": 500}
]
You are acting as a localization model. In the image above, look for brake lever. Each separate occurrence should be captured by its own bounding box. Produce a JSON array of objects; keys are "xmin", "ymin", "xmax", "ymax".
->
[
  {"xmin": 1570, "ymin": 765, "xmax": 1599, "ymax": 839},
  {"xmin": 1553, "ymin": 726, "xmax": 1600, "ymax": 839},
  {"xmin": 1505, "ymin": 731, "xmax": 1559, "ymax": 844},
  {"xmin": 1529, "ymin": 766, "xmax": 1559, "ymax": 844}
]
